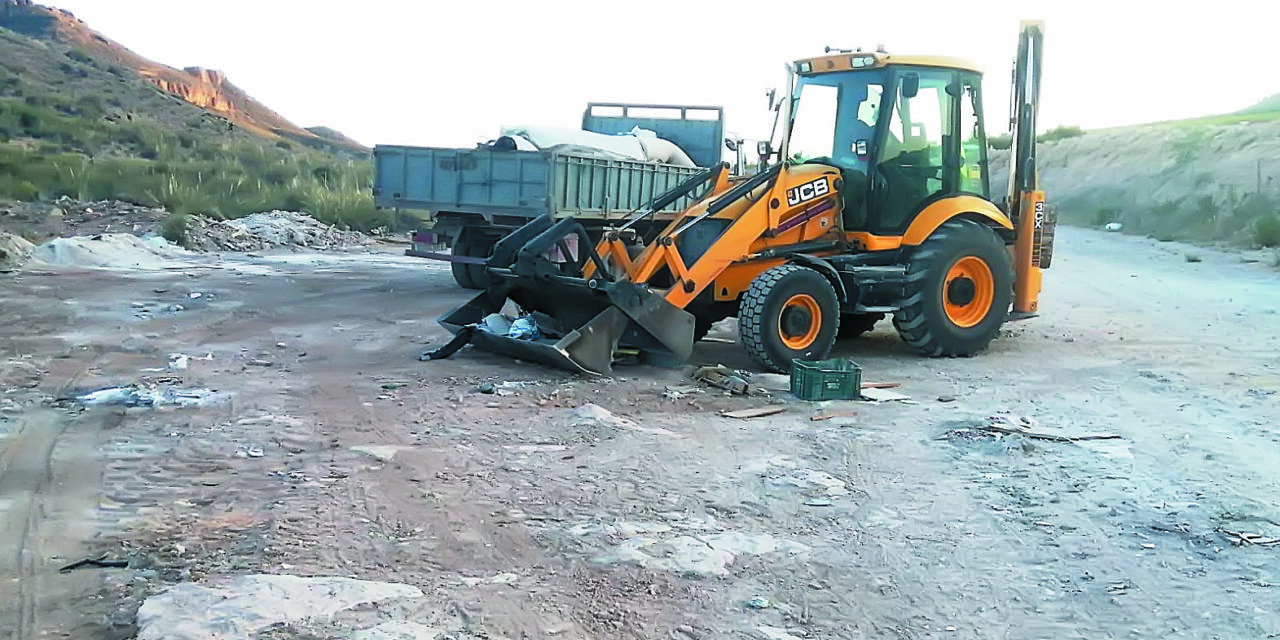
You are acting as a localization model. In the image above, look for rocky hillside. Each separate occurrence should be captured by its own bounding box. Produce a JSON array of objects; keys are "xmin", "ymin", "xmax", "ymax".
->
[
  {"xmin": 0, "ymin": 0, "xmax": 411, "ymax": 233},
  {"xmin": 0, "ymin": 0, "xmax": 362, "ymax": 151},
  {"xmin": 992, "ymin": 102, "xmax": 1280, "ymax": 247}
]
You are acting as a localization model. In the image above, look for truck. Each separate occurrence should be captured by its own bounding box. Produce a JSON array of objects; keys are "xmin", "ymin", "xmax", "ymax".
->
[{"xmin": 372, "ymin": 102, "xmax": 726, "ymax": 288}]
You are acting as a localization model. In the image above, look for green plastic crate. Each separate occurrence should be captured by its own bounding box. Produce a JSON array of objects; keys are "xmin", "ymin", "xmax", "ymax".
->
[{"xmin": 790, "ymin": 358, "xmax": 862, "ymax": 401}]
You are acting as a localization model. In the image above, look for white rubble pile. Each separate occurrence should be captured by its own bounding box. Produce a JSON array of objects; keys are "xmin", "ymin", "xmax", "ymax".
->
[
  {"xmin": 0, "ymin": 231, "xmax": 35, "ymax": 270},
  {"xmin": 185, "ymin": 210, "xmax": 370, "ymax": 252},
  {"xmin": 29, "ymin": 233, "xmax": 189, "ymax": 269}
]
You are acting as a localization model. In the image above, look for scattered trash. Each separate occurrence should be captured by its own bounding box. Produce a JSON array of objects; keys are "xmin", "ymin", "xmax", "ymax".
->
[
  {"xmin": 420, "ymin": 326, "xmax": 475, "ymax": 361},
  {"xmin": 168, "ymin": 353, "xmax": 190, "ymax": 370},
  {"xmin": 246, "ymin": 446, "xmax": 265, "ymax": 458},
  {"xmin": 188, "ymin": 292, "xmax": 203, "ymax": 299},
  {"xmin": 859, "ymin": 387, "xmax": 912, "ymax": 402},
  {"xmin": 508, "ymin": 316, "xmax": 540, "ymax": 340},
  {"xmin": 76, "ymin": 385, "xmax": 223, "ymax": 408},
  {"xmin": 1218, "ymin": 529, "xmax": 1280, "ymax": 546},
  {"xmin": 809, "ymin": 409, "xmax": 858, "ymax": 422},
  {"xmin": 135, "ymin": 574, "xmax": 423, "ymax": 640},
  {"xmin": 860, "ymin": 381, "xmax": 901, "ymax": 390},
  {"xmin": 662, "ymin": 385, "xmax": 700, "ymax": 401},
  {"xmin": 459, "ymin": 572, "xmax": 518, "ymax": 586},
  {"xmin": 803, "ymin": 498, "xmax": 833, "ymax": 507},
  {"xmin": 380, "ymin": 382, "xmax": 409, "ymax": 390},
  {"xmin": 979, "ymin": 414, "xmax": 1121, "ymax": 442},
  {"xmin": 756, "ymin": 625, "xmax": 807, "ymax": 640},
  {"xmin": 722, "ymin": 406, "xmax": 786, "ymax": 419},
  {"xmin": 476, "ymin": 382, "xmax": 496, "ymax": 394},
  {"xmin": 352, "ymin": 621, "xmax": 444, "ymax": 640},
  {"xmin": 701, "ymin": 336, "xmax": 736, "ymax": 344},
  {"xmin": 745, "ymin": 596, "xmax": 773, "ymax": 609},
  {"xmin": 352, "ymin": 445, "xmax": 401, "ymax": 462},
  {"xmin": 692, "ymin": 364, "xmax": 754, "ymax": 395},
  {"xmin": 937, "ymin": 395, "xmax": 957, "ymax": 403},
  {"xmin": 1104, "ymin": 222, "xmax": 1123, "ymax": 232},
  {"xmin": 59, "ymin": 553, "xmax": 129, "ymax": 573}
]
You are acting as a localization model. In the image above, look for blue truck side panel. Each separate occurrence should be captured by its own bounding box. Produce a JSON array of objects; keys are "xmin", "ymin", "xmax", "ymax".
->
[{"xmin": 580, "ymin": 103, "xmax": 725, "ymax": 169}]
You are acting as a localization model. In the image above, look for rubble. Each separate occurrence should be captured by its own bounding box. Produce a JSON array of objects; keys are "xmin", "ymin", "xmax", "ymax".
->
[
  {"xmin": 183, "ymin": 210, "xmax": 370, "ymax": 252},
  {"xmin": 0, "ymin": 231, "xmax": 34, "ymax": 270}
]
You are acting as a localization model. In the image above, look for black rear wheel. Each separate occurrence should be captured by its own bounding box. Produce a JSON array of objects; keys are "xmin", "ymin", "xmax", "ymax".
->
[
  {"xmin": 450, "ymin": 239, "xmax": 478, "ymax": 289},
  {"xmin": 893, "ymin": 219, "xmax": 1012, "ymax": 356},
  {"xmin": 739, "ymin": 265, "xmax": 840, "ymax": 372},
  {"xmin": 465, "ymin": 239, "xmax": 494, "ymax": 289}
]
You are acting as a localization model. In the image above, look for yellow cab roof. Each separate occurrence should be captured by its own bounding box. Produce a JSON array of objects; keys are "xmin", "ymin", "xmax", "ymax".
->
[{"xmin": 795, "ymin": 52, "xmax": 983, "ymax": 75}]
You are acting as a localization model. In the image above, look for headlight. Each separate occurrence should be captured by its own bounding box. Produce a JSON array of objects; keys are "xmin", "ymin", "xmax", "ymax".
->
[
  {"xmin": 796, "ymin": 61, "xmax": 812, "ymax": 74},
  {"xmin": 850, "ymin": 55, "xmax": 876, "ymax": 68}
]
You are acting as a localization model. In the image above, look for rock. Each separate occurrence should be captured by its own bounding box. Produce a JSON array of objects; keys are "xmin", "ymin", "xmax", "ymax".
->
[{"xmin": 182, "ymin": 210, "xmax": 369, "ymax": 252}]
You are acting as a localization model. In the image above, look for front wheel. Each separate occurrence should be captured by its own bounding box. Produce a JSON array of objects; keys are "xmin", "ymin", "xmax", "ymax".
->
[
  {"xmin": 893, "ymin": 219, "xmax": 1012, "ymax": 356},
  {"xmin": 739, "ymin": 265, "xmax": 840, "ymax": 373}
]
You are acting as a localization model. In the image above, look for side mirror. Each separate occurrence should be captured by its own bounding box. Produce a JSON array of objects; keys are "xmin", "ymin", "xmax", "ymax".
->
[
  {"xmin": 725, "ymin": 138, "xmax": 739, "ymax": 152},
  {"xmin": 757, "ymin": 140, "xmax": 773, "ymax": 160},
  {"xmin": 901, "ymin": 73, "xmax": 919, "ymax": 99},
  {"xmin": 765, "ymin": 88, "xmax": 777, "ymax": 112}
]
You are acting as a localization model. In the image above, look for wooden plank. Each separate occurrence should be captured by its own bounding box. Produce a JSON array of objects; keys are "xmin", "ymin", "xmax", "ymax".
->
[
  {"xmin": 860, "ymin": 382, "xmax": 901, "ymax": 389},
  {"xmin": 721, "ymin": 406, "xmax": 786, "ymax": 419}
]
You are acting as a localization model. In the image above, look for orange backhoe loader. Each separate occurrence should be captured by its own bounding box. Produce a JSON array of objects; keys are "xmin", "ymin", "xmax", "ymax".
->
[{"xmin": 437, "ymin": 22, "xmax": 1053, "ymax": 375}]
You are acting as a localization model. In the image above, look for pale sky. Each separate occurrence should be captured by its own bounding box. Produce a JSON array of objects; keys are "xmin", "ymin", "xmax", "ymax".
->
[{"xmin": 50, "ymin": 0, "xmax": 1280, "ymax": 149}]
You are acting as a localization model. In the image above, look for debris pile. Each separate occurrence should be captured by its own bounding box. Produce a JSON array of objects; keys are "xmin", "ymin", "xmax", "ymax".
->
[
  {"xmin": 0, "ymin": 231, "xmax": 35, "ymax": 270},
  {"xmin": 30, "ymin": 233, "xmax": 189, "ymax": 269},
  {"xmin": 184, "ymin": 210, "xmax": 369, "ymax": 251}
]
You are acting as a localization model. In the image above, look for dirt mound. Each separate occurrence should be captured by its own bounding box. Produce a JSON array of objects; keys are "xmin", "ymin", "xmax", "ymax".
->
[
  {"xmin": 0, "ymin": 230, "xmax": 34, "ymax": 270},
  {"xmin": 184, "ymin": 211, "xmax": 370, "ymax": 252},
  {"xmin": 30, "ymin": 233, "xmax": 188, "ymax": 269}
]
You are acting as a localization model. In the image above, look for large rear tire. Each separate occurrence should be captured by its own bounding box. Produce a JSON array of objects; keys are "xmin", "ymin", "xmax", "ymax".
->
[
  {"xmin": 450, "ymin": 239, "xmax": 478, "ymax": 290},
  {"xmin": 739, "ymin": 265, "xmax": 840, "ymax": 373},
  {"xmin": 893, "ymin": 219, "xmax": 1012, "ymax": 356}
]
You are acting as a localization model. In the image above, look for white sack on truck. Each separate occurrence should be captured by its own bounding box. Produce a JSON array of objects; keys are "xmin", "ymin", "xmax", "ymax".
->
[{"xmin": 498, "ymin": 125, "xmax": 697, "ymax": 167}]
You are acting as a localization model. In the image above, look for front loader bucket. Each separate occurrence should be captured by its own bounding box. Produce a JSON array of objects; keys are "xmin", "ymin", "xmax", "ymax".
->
[
  {"xmin": 439, "ymin": 292, "xmax": 631, "ymax": 375},
  {"xmin": 434, "ymin": 213, "xmax": 698, "ymax": 376}
]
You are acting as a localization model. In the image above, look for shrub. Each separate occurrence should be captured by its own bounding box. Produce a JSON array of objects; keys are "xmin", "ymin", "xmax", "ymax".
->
[
  {"xmin": 160, "ymin": 212, "xmax": 192, "ymax": 247},
  {"xmin": 988, "ymin": 133, "xmax": 1012, "ymax": 150},
  {"xmin": 1038, "ymin": 125, "xmax": 1085, "ymax": 143},
  {"xmin": 1253, "ymin": 214, "xmax": 1280, "ymax": 247},
  {"xmin": 18, "ymin": 111, "xmax": 39, "ymax": 132},
  {"xmin": 66, "ymin": 49, "xmax": 94, "ymax": 65}
]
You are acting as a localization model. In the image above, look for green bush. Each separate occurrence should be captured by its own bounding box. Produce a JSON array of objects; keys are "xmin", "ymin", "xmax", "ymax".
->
[
  {"xmin": 1037, "ymin": 125, "xmax": 1085, "ymax": 143},
  {"xmin": 1253, "ymin": 214, "xmax": 1280, "ymax": 247},
  {"xmin": 160, "ymin": 212, "xmax": 191, "ymax": 247},
  {"xmin": 988, "ymin": 134, "xmax": 1012, "ymax": 150}
]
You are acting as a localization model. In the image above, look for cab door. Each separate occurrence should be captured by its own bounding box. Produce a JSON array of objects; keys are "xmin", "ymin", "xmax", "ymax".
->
[{"xmin": 868, "ymin": 68, "xmax": 958, "ymax": 234}]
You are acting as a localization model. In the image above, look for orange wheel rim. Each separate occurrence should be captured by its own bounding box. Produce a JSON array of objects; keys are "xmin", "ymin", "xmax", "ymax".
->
[
  {"xmin": 943, "ymin": 256, "xmax": 994, "ymax": 328},
  {"xmin": 778, "ymin": 294, "xmax": 822, "ymax": 349}
]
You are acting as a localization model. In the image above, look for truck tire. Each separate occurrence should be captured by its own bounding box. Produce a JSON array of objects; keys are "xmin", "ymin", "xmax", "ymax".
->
[
  {"xmin": 451, "ymin": 240, "xmax": 478, "ymax": 290},
  {"xmin": 466, "ymin": 239, "xmax": 494, "ymax": 289},
  {"xmin": 838, "ymin": 312, "xmax": 883, "ymax": 339},
  {"xmin": 893, "ymin": 219, "xmax": 1012, "ymax": 356},
  {"xmin": 739, "ymin": 265, "xmax": 840, "ymax": 373}
]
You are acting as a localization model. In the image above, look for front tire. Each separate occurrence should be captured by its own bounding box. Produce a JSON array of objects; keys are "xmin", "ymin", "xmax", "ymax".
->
[
  {"xmin": 893, "ymin": 219, "xmax": 1012, "ymax": 356},
  {"xmin": 739, "ymin": 265, "xmax": 840, "ymax": 372}
]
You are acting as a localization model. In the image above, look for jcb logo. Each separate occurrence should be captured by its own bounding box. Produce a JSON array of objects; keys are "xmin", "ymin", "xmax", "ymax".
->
[
  {"xmin": 1033, "ymin": 201, "xmax": 1045, "ymax": 229},
  {"xmin": 786, "ymin": 178, "xmax": 830, "ymax": 206}
]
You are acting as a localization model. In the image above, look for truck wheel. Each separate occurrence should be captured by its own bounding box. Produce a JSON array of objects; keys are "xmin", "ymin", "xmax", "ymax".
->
[
  {"xmin": 465, "ymin": 239, "xmax": 494, "ymax": 289},
  {"xmin": 739, "ymin": 265, "xmax": 840, "ymax": 373},
  {"xmin": 893, "ymin": 219, "xmax": 1012, "ymax": 356},
  {"xmin": 451, "ymin": 240, "xmax": 479, "ymax": 290},
  {"xmin": 838, "ymin": 312, "xmax": 883, "ymax": 339}
]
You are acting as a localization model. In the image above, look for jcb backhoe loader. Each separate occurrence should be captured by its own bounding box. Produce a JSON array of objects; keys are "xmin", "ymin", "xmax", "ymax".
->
[{"xmin": 437, "ymin": 22, "xmax": 1053, "ymax": 375}]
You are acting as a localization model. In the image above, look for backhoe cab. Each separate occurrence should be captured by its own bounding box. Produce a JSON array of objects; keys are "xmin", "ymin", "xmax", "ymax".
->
[{"xmin": 439, "ymin": 22, "xmax": 1053, "ymax": 375}]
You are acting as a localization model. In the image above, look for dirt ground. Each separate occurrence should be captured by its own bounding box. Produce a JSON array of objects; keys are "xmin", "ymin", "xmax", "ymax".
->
[{"xmin": 1, "ymin": 228, "xmax": 1278, "ymax": 640}]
